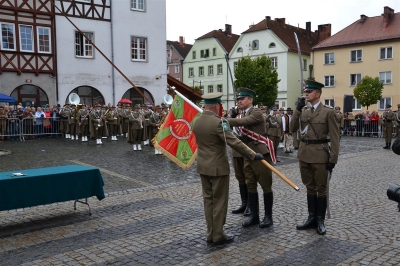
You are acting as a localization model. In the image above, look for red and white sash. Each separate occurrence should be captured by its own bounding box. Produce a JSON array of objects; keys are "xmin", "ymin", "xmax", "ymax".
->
[{"xmin": 239, "ymin": 127, "xmax": 277, "ymax": 164}]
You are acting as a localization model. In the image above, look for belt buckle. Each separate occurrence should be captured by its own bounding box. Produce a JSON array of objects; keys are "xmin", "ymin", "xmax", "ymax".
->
[{"xmin": 304, "ymin": 139, "xmax": 309, "ymax": 145}]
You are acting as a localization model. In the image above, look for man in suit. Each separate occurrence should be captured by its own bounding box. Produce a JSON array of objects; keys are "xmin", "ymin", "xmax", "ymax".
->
[
  {"xmin": 227, "ymin": 88, "xmax": 275, "ymax": 229},
  {"xmin": 382, "ymin": 104, "xmax": 395, "ymax": 149},
  {"xmin": 289, "ymin": 79, "xmax": 340, "ymax": 235},
  {"xmin": 193, "ymin": 92, "xmax": 263, "ymax": 245}
]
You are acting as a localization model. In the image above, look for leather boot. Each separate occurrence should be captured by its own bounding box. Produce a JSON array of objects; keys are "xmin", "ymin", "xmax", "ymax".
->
[
  {"xmin": 232, "ymin": 184, "xmax": 248, "ymax": 214},
  {"xmin": 316, "ymin": 196, "xmax": 327, "ymax": 235},
  {"xmin": 242, "ymin": 192, "xmax": 259, "ymax": 227},
  {"xmin": 296, "ymin": 194, "xmax": 318, "ymax": 230},
  {"xmin": 388, "ymin": 142, "xmax": 391, "ymax": 149},
  {"xmin": 259, "ymin": 192, "xmax": 273, "ymax": 228},
  {"xmin": 243, "ymin": 201, "xmax": 251, "ymax": 216},
  {"xmin": 383, "ymin": 142, "xmax": 389, "ymax": 149}
]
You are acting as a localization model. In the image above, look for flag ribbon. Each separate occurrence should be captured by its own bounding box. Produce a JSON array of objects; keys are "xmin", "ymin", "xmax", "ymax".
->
[{"xmin": 239, "ymin": 127, "xmax": 277, "ymax": 164}]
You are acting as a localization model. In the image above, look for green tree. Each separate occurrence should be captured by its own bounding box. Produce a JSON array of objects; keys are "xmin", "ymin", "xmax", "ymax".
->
[
  {"xmin": 353, "ymin": 76, "xmax": 383, "ymax": 110},
  {"xmin": 234, "ymin": 55, "xmax": 280, "ymax": 106}
]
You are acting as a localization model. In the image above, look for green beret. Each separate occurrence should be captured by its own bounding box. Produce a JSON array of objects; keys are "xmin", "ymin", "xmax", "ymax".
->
[
  {"xmin": 202, "ymin": 92, "xmax": 223, "ymax": 104},
  {"xmin": 304, "ymin": 79, "xmax": 324, "ymax": 92},
  {"xmin": 236, "ymin": 88, "xmax": 256, "ymax": 99}
]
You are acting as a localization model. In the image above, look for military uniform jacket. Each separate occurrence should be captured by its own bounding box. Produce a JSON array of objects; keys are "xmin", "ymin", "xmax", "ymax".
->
[
  {"xmin": 193, "ymin": 111, "xmax": 256, "ymax": 176},
  {"xmin": 78, "ymin": 109, "xmax": 90, "ymax": 125},
  {"xmin": 129, "ymin": 111, "xmax": 143, "ymax": 130},
  {"xmin": 106, "ymin": 110, "xmax": 118, "ymax": 125},
  {"xmin": 289, "ymin": 103, "xmax": 340, "ymax": 164},
  {"xmin": 265, "ymin": 114, "xmax": 282, "ymax": 137},
  {"xmin": 382, "ymin": 110, "xmax": 395, "ymax": 127},
  {"xmin": 227, "ymin": 107, "xmax": 269, "ymax": 155},
  {"xmin": 335, "ymin": 112, "xmax": 344, "ymax": 129}
]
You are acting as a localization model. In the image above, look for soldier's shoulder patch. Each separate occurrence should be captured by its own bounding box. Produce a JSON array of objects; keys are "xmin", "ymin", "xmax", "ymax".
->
[{"xmin": 220, "ymin": 121, "xmax": 230, "ymax": 131}]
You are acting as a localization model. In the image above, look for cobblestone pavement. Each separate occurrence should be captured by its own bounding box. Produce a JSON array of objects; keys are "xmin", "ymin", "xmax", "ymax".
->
[{"xmin": 1, "ymin": 136, "xmax": 400, "ymax": 265}]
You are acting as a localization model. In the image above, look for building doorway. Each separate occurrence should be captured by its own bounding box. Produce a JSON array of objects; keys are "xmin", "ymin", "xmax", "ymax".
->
[
  {"xmin": 122, "ymin": 87, "xmax": 154, "ymax": 107},
  {"xmin": 67, "ymin": 86, "xmax": 105, "ymax": 106},
  {"xmin": 10, "ymin": 84, "xmax": 49, "ymax": 108}
]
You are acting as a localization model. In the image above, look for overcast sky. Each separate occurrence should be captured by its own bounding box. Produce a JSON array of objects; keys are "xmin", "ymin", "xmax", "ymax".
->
[{"xmin": 166, "ymin": 0, "xmax": 400, "ymax": 44}]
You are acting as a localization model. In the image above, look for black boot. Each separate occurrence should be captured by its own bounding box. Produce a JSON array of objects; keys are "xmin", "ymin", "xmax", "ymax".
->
[
  {"xmin": 260, "ymin": 192, "xmax": 273, "ymax": 228},
  {"xmin": 243, "ymin": 201, "xmax": 251, "ymax": 216},
  {"xmin": 388, "ymin": 142, "xmax": 391, "ymax": 149},
  {"xmin": 242, "ymin": 192, "xmax": 259, "ymax": 227},
  {"xmin": 296, "ymin": 194, "xmax": 318, "ymax": 230},
  {"xmin": 383, "ymin": 142, "xmax": 389, "ymax": 149},
  {"xmin": 232, "ymin": 184, "xmax": 248, "ymax": 214},
  {"xmin": 316, "ymin": 196, "xmax": 327, "ymax": 235}
]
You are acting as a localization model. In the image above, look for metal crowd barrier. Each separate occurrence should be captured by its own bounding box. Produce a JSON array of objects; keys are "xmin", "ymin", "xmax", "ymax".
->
[
  {"xmin": 0, "ymin": 118, "xmax": 23, "ymax": 141},
  {"xmin": 342, "ymin": 119, "xmax": 398, "ymax": 137}
]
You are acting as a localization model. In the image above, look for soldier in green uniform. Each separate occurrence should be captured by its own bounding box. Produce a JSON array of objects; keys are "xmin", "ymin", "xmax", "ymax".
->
[
  {"xmin": 148, "ymin": 105, "xmax": 162, "ymax": 154},
  {"xmin": 59, "ymin": 103, "xmax": 71, "ymax": 138},
  {"xmin": 78, "ymin": 104, "xmax": 90, "ymax": 142},
  {"xmin": 128, "ymin": 104, "xmax": 144, "ymax": 151},
  {"xmin": 334, "ymin": 107, "xmax": 344, "ymax": 138},
  {"xmin": 289, "ymin": 79, "xmax": 340, "ymax": 235},
  {"xmin": 90, "ymin": 104, "xmax": 104, "ymax": 145},
  {"xmin": 265, "ymin": 107, "xmax": 282, "ymax": 161},
  {"xmin": 396, "ymin": 104, "xmax": 400, "ymax": 137},
  {"xmin": 383, "ymin": 104, "xmax": 395, "ymax": 149},
  {"xmin": 227, "ymin": 88, "xmax": 275, "ymax": 229},
  {"xmin": 107, "ymin": 106, "xmax": 119, "ymax": 141},
  {"xmin": 193, "ymin": 92, "xmax": 263, "ymax": 245},
  {"xmin": 68, "ymin": 104, "xmax": 78, "ymax": 140}
]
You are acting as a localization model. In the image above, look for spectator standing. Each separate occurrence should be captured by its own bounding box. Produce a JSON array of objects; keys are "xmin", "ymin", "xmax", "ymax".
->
[
  {"xmin": 0, "ymin": 106, "xmax": 7, "ymax": 141},
  {"xmin": 23, "ymin": 107, "xmax": 34, "ymax": 140},
  {"xmin": 355, "ymin": 112, "xmax": 364, "ymax": 137},
  {"xmin": 51, "ymin": 105, "xmax": 61, "ymax": 137},
  {"xmin": 347, "ymin": 112, "xmax": 355, "ymax": 136},
  {"xmin": 364, "ymin": 110, "xmax": 371, "ymax": 137},
  {"xmin": 43, "ymin": 107, "xmax": 52, "ymax": 136},
  {"xmin": 7, "ymin": 106, "xmax": 19, "ymax": 141},
  {"xmin": 35, "ymin": 107, "xmax": 46, "ymax": 139},
  {"xmin": 370, "ymin": 111, "xmax": 379, "ymax": 137}
]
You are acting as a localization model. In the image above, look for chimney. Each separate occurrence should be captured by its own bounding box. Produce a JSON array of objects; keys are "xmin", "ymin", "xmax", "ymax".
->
[
  {"xmin": 265, "ymin": 16, "xmax": 271, "ymax": 28},
  {"xmin": 179, "ymin": 36, "xmax": 184, "ymax": 46},
  {"xmin": 317, "ymin": 24, "xmax": 331, "ymax": 43},
  {"xmin": 383, "ymin": 6, "xmax": 394, "ymax": 29},
  {"xmin": 275, "ymin": 18, "xmax": 286, "ymax": 24},
  {"xmin": 306, "ymin": 22, "xmax": 311, "ymax": 38},
  {"xmin": 225, "ymin": 24, "xmax": 232, "ymax": 35},
  {"xmin": 360, "ymin": 14, "xmax": 368, "ymax": 23}
]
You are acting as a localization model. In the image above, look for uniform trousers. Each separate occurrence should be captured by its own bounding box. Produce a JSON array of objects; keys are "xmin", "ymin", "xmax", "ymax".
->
[
  {"xmin": 232, "ymin": 156, "xmax": 246, "ymax": 185},
  {"xmin": 200, "ymin": 174, "xmax": 229, "ymax": 242},
  {"xmin": 108, "ymin": 123, "xmax": 118, "ymax": 136},
  {"xmin": 70, "ymin": 122, "xmax": 77, "ymax": 135},
  {"xmin": 299, "ymin": 160, "xmax": 328, "ymax": 196},
  {"xmin": 61, "ymin": 120, "xmax": 69, "ymax": 133},
  {"xmin": 79, "ymin": 124, "xmax": 88, "ymax": 136},
  {"xmin": 384, "ymin": 125, "xmax": 393, "ymax": 143},
  {"xmin": 93, "ymin": 125, "xmax": 103, "ymax": 139},
  {"xmin": 131, "ymin": 128, "xmax": 142, "ymax": 144},
  {"xmin": 284, "ymin": 133, "xmax": 292, "ymax": 151},
  {"xmin": 245, "ymin": 154, "xmax": 272, "ymax": 193}
]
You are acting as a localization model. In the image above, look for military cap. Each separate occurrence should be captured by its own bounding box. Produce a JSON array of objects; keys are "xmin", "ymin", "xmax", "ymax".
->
[
  {"xmin": 161, "ymin": 103, "xmax": 166, "ymax": 106},
  {"xmin": 71, "ymin": 103, "xmax": 76, "ymax": 107},
  {"xmin": 392, "ymin": 139, "xmax": 400, "ymax": 155},
  {"xmin": 260, "ymin": 106, "xmax": 266, "ymax": 110},
  {"xmin": 236, "ymin": 88, "xmax": 256, "ymax": 99},
  {"xmin": 101, "ymin": 105, "xmax": 107, "ymax": 108},
  {"xmin": 271, "ymin": 107, "xmax": 278, "ymax": 111},
  {"xmin": 111, "ymin": 105, "xmax": 116, "ymax": 108},
  {"xmin": 141, "ymin": 104, "xmax": 147, "ymax": 107},
  {"xmin": 65, "ymin": 103, "xmax": 70, "ymax": 105},
  {"xmin": 155, "ymin": 105, "xmax": 161, "ymax": 109},
  {"xmin": 202, "ymin": 92, "xmax": 223, "ymax": 104},
  {"xmin": 304, "ymin": 79, "xmax": 324, "ymax": 92},
  {"xmin": 95, "ymin": 103, "xmax": 101, "ymax": 107},
  {"xmin": 334, "ymin": 106, "xmax": 341, "ymax": 110},
  {"xmin": 386, "ymin": 104, "xmax": 392, "ymax": 108},
  {"xmin": 286, "ymin": 107, "xmax": 292, "ymax": 111},
  {"xmin": 279, "ymin": 107, "xmax": 284, "ymax": 111},
  {"xmin": 134, "ymin": 104, "xmax": 141, "ymax": 109}
]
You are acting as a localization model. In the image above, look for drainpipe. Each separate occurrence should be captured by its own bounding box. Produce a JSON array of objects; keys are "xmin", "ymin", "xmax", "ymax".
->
[
  {"xmin": 110, "ymin": 0, "xmax": 116, "ymax": 105},
  {"xmin": 53, "ymin": 6, "xmax": 59, "ymax": 104}
]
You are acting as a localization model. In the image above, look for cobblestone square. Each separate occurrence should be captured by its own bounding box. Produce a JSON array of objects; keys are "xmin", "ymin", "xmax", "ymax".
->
[{"xmin": 1, "ymin": 136, "xmax": 400, "ymax": 265}]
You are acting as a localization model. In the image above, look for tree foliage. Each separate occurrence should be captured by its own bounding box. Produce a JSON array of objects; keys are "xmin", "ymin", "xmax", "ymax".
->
[
  {"xmin": 353, "ymin": 76, "xmax": 383, "ymax": 110},
  {"xmin": 234, "ymin": 55, "xmax": 280, "ymax": 106}
]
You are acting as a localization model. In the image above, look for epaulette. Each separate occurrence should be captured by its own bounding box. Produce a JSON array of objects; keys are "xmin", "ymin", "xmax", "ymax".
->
[{"xmin": 324, "ymin": 105, "xmax": 333, "ymax": 109}]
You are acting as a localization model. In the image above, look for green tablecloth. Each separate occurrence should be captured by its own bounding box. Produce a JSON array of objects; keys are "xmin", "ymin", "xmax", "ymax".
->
[{"xmin": 0, "ymin": 164, "xmax": 105, "ymax": 211}]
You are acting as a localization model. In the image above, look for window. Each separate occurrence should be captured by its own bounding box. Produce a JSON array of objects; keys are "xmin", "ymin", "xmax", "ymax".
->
[
  {"xmin": 37, "ymin": 27, "xmax": 51, "ymax": 53},
  {"xmin": 208, "ymin": 85, "xmax": 214, "ymax": 93},
  {"xmin": 200, "ymin": 86, "xmax": 204, "ymax": 94},
  {"xmin": 379, "ymin": 97, "xmax": 392, "ymax": 110},
  {"xmin": 324, "ymin": 75, "xmax": 335, "ymax": 87},
  {"xmin": 237, "ymin": 47, "xmax": 243, "ymax": 52},
  {"xmin": 233, "ymin": 61, "xmax": 238, "ymax": 71},
  {"xmin": 208, "ymin": 65, "xmax": 213, "ymax": 75},
  {"xmin": 252, "ymin": 40, "xmax": 259, "ymax": 50},
  {"xmin": 174, "ymin": 64, "xmax": 180, "ymax": 74},
  {"xmin": 380, "ymin": 47, "xmax": 393, "ymax": 60},
  {"xmin": 75, "ymin": 31, "xmax": 93, "ymax": 58},
  {"xmin": 213, "ymin": 48, "xmax": 216, "ymax": 56},
  {"xmin": 350, "ymin": 50, "xmax": 362, "ymax": 62},
  {"xmin": 1, "ymin": 23, "xmax": 15, "ymax": 50},
  {"xmin": 192, "ymin": 51, "xmax": 196, "ymax": 59},
  {"xmin": 379, "ymin": 71, "xmax": 392, "ymax": 84},
  {"xmin": 353, "ymin": 98, "xmax": 362, "ymax": 110},
  {"xmin": 217, "ymin": 64, "xmax": 223, "ymax": 74},
  {"xmin": 188, "ymin": 68, "xmax": 194, "ymax": 77},
  {"xmin": 131, "ymin": 36, "xmax": 146, "ymax": 61},
  {"xmin": 269, "ymin": 42, "xmax": 275, "ymax": 48},
  {"xmin": 303, "ymin": 59, "xmax": 307, "ymax": 71},
  {"xmin": 200, "ymin": 49, "xmax": 209, "ymax": 58},
  {"xmin": 199, "ymin": 67, "xmax": 204, "ymax": 76},
  {"xmin": 131, "ymin": 0, "xmax": 145, "ymax": 11},
  {"xmin": 324, "ymin": 99, "xmax": 334, "ymax": 108},
  {"xmin": 217, "ymin": 84, "xmax": 222, "ymax": 93},
  {"xmin": 19, "ymin": 25, "xmax": 33, "ymax": 52},
  {"xmin": 324, "ymin": 52, "xmax": 334, "ymax": 64},
  {"xmin": 271, "ymin": 57, "xmax": 277, "ymax": 68},
  {"xmin": 350, "ymin": 74, "xmax": 361, "ymax": 86}
]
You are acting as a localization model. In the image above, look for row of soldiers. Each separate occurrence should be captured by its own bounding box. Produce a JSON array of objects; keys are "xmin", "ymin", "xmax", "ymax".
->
[{"xmin": 58, "ymin": 102, "xmax": 168, "ymax": 153}]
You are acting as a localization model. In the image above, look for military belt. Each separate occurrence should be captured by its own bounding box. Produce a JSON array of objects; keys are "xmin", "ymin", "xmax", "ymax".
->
[{"xmin": 301, "ymin": 139, "xmax": 329, "ymax": 145}]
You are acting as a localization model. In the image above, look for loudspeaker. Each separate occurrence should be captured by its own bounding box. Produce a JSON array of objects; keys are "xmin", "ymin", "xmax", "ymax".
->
[{"xmin": 343, "ymin": 95, "xmax": 353, "ymax": 113}]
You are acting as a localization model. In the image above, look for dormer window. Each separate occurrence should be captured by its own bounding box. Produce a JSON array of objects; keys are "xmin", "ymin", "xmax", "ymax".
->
[
  {"xmin": 252, "ymin": 40, "xmax": 259, "ymax": 50},
  {"xmin": 269, "ymin": 42, "xmax": 276, "ymax": 48},
  {"xmin": 237, "ymin": 47, "xmax": 243, "ymax": 52}
]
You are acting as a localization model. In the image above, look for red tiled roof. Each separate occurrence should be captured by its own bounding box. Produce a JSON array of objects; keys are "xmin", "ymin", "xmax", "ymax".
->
[
  {"xmin": 167, "ymin": 40, "xmax": 193, "ymax": 59},
  {"xmin": 313, "ymin": 12, "xmax": 400, "ymax": 49},
  {"xmin": 167, "ymin": 75, "xmax": 202, "ymax": 101},
  {"xmin": 243, "ymin": 18, "xmax": 321, "ymax": 56},
  {"xmin": 196, "ymin": 30, "xmax": 240, "ymax": 53}
]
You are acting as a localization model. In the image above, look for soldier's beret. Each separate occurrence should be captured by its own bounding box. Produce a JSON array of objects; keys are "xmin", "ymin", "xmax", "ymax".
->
[
  {"xmin": 335, "ymin": 106, "xmax": 340, "ymax": 110},
  {"xmin": 392, "ymin": 138, "xmax": 400, "ymax": 155},
  {"xmin": 304, "ymin": 79, "xmax": 324, "ymax": 92},
  {"xmin": 202, "ymin": 92, "xmax": 223, "ymax": 104},
  {"xmin": 134, "ymin": 104, "xmax": 141, "ymax": 109},
  {"xmin": 236, "ymin": 88, "xmax": 256, "ymax": 99},
  {"xmin": 386, "ymin": 104, "xmax": 392, "ymax": 108}
]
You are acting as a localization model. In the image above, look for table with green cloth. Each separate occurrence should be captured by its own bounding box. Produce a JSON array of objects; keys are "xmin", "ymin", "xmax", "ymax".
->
[{"xmin": 0, "ymin": 164, "xmax": 105, "ymax": 214}]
